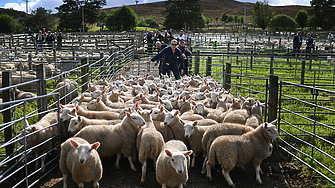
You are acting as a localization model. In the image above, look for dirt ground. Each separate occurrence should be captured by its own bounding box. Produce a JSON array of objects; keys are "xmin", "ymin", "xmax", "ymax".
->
[{"xmin": 38, "ymin": 152, "xmax": 319, "ymax": 188}]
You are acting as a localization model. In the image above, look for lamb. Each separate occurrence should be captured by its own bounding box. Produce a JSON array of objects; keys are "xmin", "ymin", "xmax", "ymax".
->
[
  {"xmin": 54, "ymin": 78, "xmax": 78, "ymax": 104},
  {"xmin": 183, "ymin": 121, "xmax": 212, "ymax": 168},
  {"xmin": 136, "ymin": 110, "xmax": 165, "ymax": 185},
  {"xmin": 223, "ymin": 108, "xmax": 250, "ymax": 124},
  {"xmin": 219, "ymin": 98, "xmax": 242, "ymax": 122},
  {"xmin": 101, "ymin": 92, "xmax": 129, "ymax": 109},
  {"xmin": 206, "ymin": 120, "xmax": 279, "ymax": 187},
  {"xmin": 68, "ymin": 115, "xmax": 121, "ymax": 134},
  {"xmin": 86, "ymin": 97, "xmax": 123, "ymax": 113},
  {"xmin": 156, "ymin": 140, "xmax": 193, "ymax": 188},
  {"xmin": 108, "ymin": 89, "xmax": 124, "ymax": 103},
  {"xmin": 245, "ymin": 102, "xmax": 264, "ymax": 128},
  {"xmin": 75, "ymin": 105, "xmax": 120, "ymax": 120},
  {"xmin": 12, "ymin": 87, "xmax": 37, "ymax": 100},
  {"xmin": 206, "ymin": 97, "xmax": 229, "ymax": 123},
  {"xmin": 59, "ymin": 137, "xmax": 102, "ymax": 188},
  {"xmin": 191, "ymin": 101, "xmax": 214, "ymax": 117},
  {"xmin": 74, "ymin": 111, "xmax": 145, "ymax": 171},
  {"xmin": 177, "ymin": 97, "xmax": 204, "ymax": 121},
  {"xmin": 150, "ymin": 105, "xmax": 175, "ymax": 143},
  {"xmin": 164, "ymin": 110, "xmax": 189, "ymax": 145},
  {"xmin": 18, "ymin": 112, "xmax": 59, "ymax": 173}
]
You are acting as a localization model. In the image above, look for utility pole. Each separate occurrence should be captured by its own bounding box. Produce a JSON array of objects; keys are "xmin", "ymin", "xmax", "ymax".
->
[
  {"xmin": 135, "ymin": 0, "xmax": 139, "ymax": 16},
  {"xmin": 82, "ymin": 4, "xmax": 85, "ymax": 32},
  {"xmin": 244, "ymin": 3, "xmax": 246, "ymax": 25}
]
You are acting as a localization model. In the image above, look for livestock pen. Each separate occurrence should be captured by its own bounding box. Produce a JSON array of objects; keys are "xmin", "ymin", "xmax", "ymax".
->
[{"xmin": 0, "ymin": 31, "xmax": 334, "ymax": 187}]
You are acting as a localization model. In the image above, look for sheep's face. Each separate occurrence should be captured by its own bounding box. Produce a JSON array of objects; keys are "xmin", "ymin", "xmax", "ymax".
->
[
  {"xmin": 165, "ymin": 150, "xmax": 193, "ymax": 174},
  {"xmin": 195, "ymin": 92, "xmax": 206, "ymax": 100},
  {"xmin": 18, "ymin": 126, "xmax": 34, "ymax": 145},
  {"xmin": 151, "ymin": 108, "xmax": 165, "ymax": 121},
  {"xmin": 167, "ymin": 87, "xmax": 174, "ymax": 95},
  {"xmin": 119, "ymin": 108, "xmax": 130, "ymax": 119},
  {"xmin": 163, "ymin": 100, "xmax": 173, "ymax": 111},
  {"xmin": 184, "ymin": 123, "xmax": 194, "ymax": 139},
  {"xmin": 133, "ymin": 94, "xmax": 144, "ymax": 103},
  {"xmin": 71, "ymin": 140, "xmax": 100, "ymax": 165},
  {"xmin": 86, "ymin": 100, "xmax": 97, "ymax": 111},
  {"xmin": 194, "ymin": 103, "xmax": 204, "ymax": 115},
  {"xmin": 210, "ymin": 92, "xmax": 219, "ymax": 103},
  {"xmin": 139, "ymin": 110, "xmax": 151, "ymax": 122},
  {"xmin": 127, "ymin": 112, "xmax": 145, "ymax": 129},
  {"xmin": 170, "ymin": 98, "xmax": 178, "ymax": 108},
  {"xmin": 263, "ymin": 122, "xmax": 279, "ymax": 142},
  {"xmin": 109, "ymin": 92, "xmax": 119, "ymax": 102},
  {"xmin": 171, "ymin": 91, "xmax": 180, "ymax": 99},
  {"xmin": 251, "ymin": 103, "xmax": 262, "ymax": 115},
  {"xmin": 60, "ymin": 107, "xmax": 76, "ymax": 122},
  {"xmin": 68, "ymin": 117, "xmax": 80, "ymax": 133},
  {"xmin": 164, "ymin": 111, "xmax": 178, "ymax": 126},
  {"xmin": 91, "ymin": 90, "xmax": 101, "ymax": 99},
  {"xmin": 176, "ymin": 99, "xmax": 185, "ymax": 109}
]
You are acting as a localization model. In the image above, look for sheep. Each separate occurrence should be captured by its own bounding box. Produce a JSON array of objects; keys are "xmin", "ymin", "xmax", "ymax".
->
[
  {"xmin": 177, "ymin": 97, "xmax": 204, "ymax": 121},
  {"xmin": 206, "ymin": 97, "xmax": 229, "ymax": 123},
  {"xmin": 164, "ymin": 110, "xmax": 189, "ymax": 145},
  {"xmin": 59, "ymin": 137, "xmax": 102, "ymax": 188},
  {"xmin": 54, "ymin": 78, "xmax": 78, "ymax": 104},
  {"xmin": 136, "ymin": 110, "xmax": 165, "ymax": 185},
  {"xmin": 150, "ymin": 106, "xmax": 175, "ymax": 143},
  {"xmin": 245, "ymin": 102, "xmax": 263, "ymax": 128},
  {"xmin": 108, "ymin": 89, "xmax": 124, "ymax": 103},
  {"xmin": 88, "ymin": 82, "xmax": 98, "ymax": 92},
  {"xmin": 119, "ymin": 102, "xmax": 143, "ymax": 119},
  {"xmin": 218, "ymin": 98, "xmax": 242, "ymax": 122},
  {"xmin": 75, "ymin": 105, "xmax": 120, "ymax": 120},
  {"xmin": 183, "ymin": 121, "xmax": 212, "ymax": 168},
  {"xmin": 86, "ymin": 97, "xmax": 123, "ymax": 113},
  {"xmin": 206, "ymin": 120, "xmax": 279, "ymax": 187},
  {"xmin": 12, "ymin": 87, "xmax": 37, "ymax": 100},
  {"xmin": 156, "ymin": 140, "xmax": 193, "ymax": 188},
  {"xmin": 68, "ymin": 115, "xmax": 121, "ymax": 134},
  {"xmin": 191, "ymin": 101, "xmax": 214, "ymax": 117},
  {"xmin": 159, "ymin": 98, "xmax": 173, "ymax": 111},
  {"xmin": 101, "ymin": 92, "xmax": 129, "ymax": 109},
  {"xmin": 18, "ymin": 112, "xmax": 59, "ymax": 173},
  {"xmin": 133, "ymin": 93, "xmax": 159, "ymax": 105},
  {"xmin": 223, "ymin": 108, "xmax": 250, "ymax": 125},
  {"xmin": 74, "ymin": 111, "xmax": 145, "ymax": 171}
]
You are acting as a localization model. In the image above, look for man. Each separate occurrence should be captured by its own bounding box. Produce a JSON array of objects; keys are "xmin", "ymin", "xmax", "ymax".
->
[
  {"xmin": 179, "ymin": 30, "xmax": 185, "ymax": 42},
  {"xmin": 155, "ymin": 41, "xmax": 168, "ymax": 76},
  {"xmin": 293, "ymin": 31, "xmax": 302, "ymax": 57},
  {"xmin": 155, "ymin": 31, "xmax": 164, "ymax": 43},
  {"xmin": 148, "ymin": 39, "xmax": 184, "ymax": 80},
  {"xmin": 56, "ymin": 30, "xmax": 63, "ymax": 51},
  {"xmin": 45, "ymin": 31, "xmax": 55, "ymax": 50},
  {"xmin": 328, "ymin": 33, "xmax": 334, "ymax": 43},
  {"xmin": 163, "ymin": 30, "xmax": 170, "ymax": 44},
  {"xmin": 147, "ymin": 30, "xmax": 154, "ymax": 54},
  {"xmin": 36, "ymin": 30, "xmax": 44, "ymax": 52},
  {"xmin": 168, "ymin": 28, "xmax": 174, "ymax": 43},
  {"xmin": 178, "ymin": 39, "xmax": 191, "ymax": 76},
  {"xmin": 305, "ymin": 33, "xmax": 313, "ymax": 59}
]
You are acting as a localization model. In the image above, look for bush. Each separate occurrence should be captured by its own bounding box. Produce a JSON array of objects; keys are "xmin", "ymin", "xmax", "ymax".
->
[
  {"xmin": 269, "ymin": 14, "xmax": 297, "ymax": 30},
  {"xmin": 138, "ymin": 17, "xmax": 159, "ymax": 28}
]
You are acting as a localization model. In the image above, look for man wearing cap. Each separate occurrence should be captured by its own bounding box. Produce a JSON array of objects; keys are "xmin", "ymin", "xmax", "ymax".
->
[
  {"xmin": 178, "ymin": 39, "xmax": 191, "ymax": 76},
  {"xmin": 36, "ymin": 30, "xmax": 44, "ymax": 52},
  {"xmin": 155, "ymin": 41, "xmax": 168, "ymax": 76},
  {"xmin": 179, "ymin": 30, "xmax": 185, "ymax": 42},
  {"xmin": 148, "ymin": 39, "xmax": 184, "ymax": 80}
]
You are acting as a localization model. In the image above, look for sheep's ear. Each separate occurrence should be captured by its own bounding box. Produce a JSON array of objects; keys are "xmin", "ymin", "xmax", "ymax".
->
[
  {"xmin": 165, "ymin": 150, "xmax": 172, "ymax": 157},
  {"xmin": 175, "ymin": 110, "xmax": 180, "ymax": 115},
  {"xmin": 137, "ymin": 110, "xmax": 142, "ymax": 115},
  {"xmin": 24, "ymin": 119, "xmax": 29, "ymax": 127},
  {"xmin": 126, "ymin": 112, "xmax": 131, "ymax": 117},
  {"xmin": 60, "ymin": 104, "xmax": 64, "ymax": 109},
  {"xmin": 183, "ymin": 97, "xmax": 186, "ymax": 102},
  {"xmin": 72, "ymin": 108, "xmax": 77, "ymax": 114},
  {"xmin": 97, "ymin": 97, "xmax": 101, "ymax": 102},
  {"xmin": 70, "ymin": 140, "xmax": 79, "ymax": 148},
  {"xmin": 177, "ymin": 95, "xmax": 180, "ymax": 100},
  {"xmin": 68, "ymin": 114, "xmax": 76, "ymax": 119},
  {"xmin": 184, "ymin": 150, "xmax": 193, "ymax": 156},
  {"xmin": 135, "ymin": 102, "xmax": 139, "ymax": 106},
  {"xmin": 76, "ymin": 105, "xmax": 80, "ymax": 110},
  {"xmin": 270, "ymin": 119, "xmax": 277, "ymax": 125},
  {"xmin": 150, "ymin": 109, "xmax": 153, "ymax": 114},
  {"xmin": 193, "ymin": 121, "xmax": 198, "ymax": 126},
  {"xmin": 160, "ymin": 106, "xmax": 164, "ymax": 112},
  {"xmin": 204, "ymin": 101, "xmax": 208, "ymax": 105},
  {"xmin": 140, "ymin": 93, "xmax": 143, "ymax": 98},
  {"xmin": 228, "ymin": 88, "xmax": 231, "ymax": 93},
  {"xmin": 32, "ymin": 126, "xmax": 37, "ymax": 132},
  {"xmin": 156, "ymin": 93, "xmax": 160, "ymax": 97},
  {"xmin": 78, "ymin": 116, "xmax": 82, "ymax": 122},
  {"xmin": 81, "ymin": 95, "xmax": 85, "ymax": 99},
  {"xmin": 179, "ymin": 119, "xmax": 185, "ymax": 125},
  {"xmin": 138, "ymin": 100, "xmax": 142, "ymax": 105},
  {"xmin": 191, "ymin": 101, "xmax": 196, "ymax": 105},
  {"xmin": 159, "ymin": 98, "xmax": 163, "ymax": 104},
  {"xmin": 263, "ymin": 122, "xmax": 268, "ymax": 129}
]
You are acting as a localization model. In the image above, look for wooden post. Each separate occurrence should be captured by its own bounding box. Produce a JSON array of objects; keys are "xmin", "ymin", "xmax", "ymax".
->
[
  {"xmin": 2, "ymin": 71, "xmax": 14, "ymax": 167},
  {"xmin": 195, "ymin": 50, "xmax": 200, "ymax": 75},
  {"xmin": 309, "ymin": 52, "xmax": 313, "ymax": 71},
  {"xmin": 36, "ymin": 64, "xmax": 47, "ymax": 120},
  {"xmin": 224, "ymin": 62, "xmax": 231, "ymax": 90},
  {"xmin": 287, "ymin": 48, "xmax": 290, "ymax": 63},
  {"xmin": 100, "ymin": 52, "xmax": 104, "ymax": 79},
  {"xmin": 95, "ymin": 39, "xmax": 99, "ymax": 49},
  {"xmin": 279, "ymin": 38, "xmax": 281, "ymax": 49},
  {"xmin": 301, "ymin": 60, "xmax": 305, "ymax": 85},
  {"xmin": 268, "ymin": 75, "xmax": 278, "ymax": 123},
  {"xmin": 250, "ymin": 50, "xmax": 253, "ymax": 69},
  {"xmin": 28, "ymin": 52, "xmax": 32, "ymax": 70},
  {"xmin": 206, "ymin": 56, "xmax": 212, "ymax": 77},
  {"xmin": 270, "ymin": 43, "xmax": 274, "ymax": 75},
  {"xmin": 81, "ymin": 58, "xmax": 89, "ymax": 93}
]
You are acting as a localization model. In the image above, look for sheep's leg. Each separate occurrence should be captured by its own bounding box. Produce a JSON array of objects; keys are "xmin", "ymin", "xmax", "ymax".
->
[
  {"xmin": 255, "ymin": 164, "xmax": 263, "ymax": 184},
  {"xmin": 127, "ymin": 156, "xmax": 137, "ymax": 171},
  {"xmin": 140, "ymin": 160, "xmax": 147, "ymax": 185},
  {"xmin": 223, "ymin": 170, "xmax": 235, "ymax": 187},
  {"xmin": 93, "ymin": 180, "xmax": 99, "ymax": 188},
  {"xmin": 162, "ymin": 184, "xmax": 167, "ymax": 188},
  {"xmin": 78, "ymin": 182, "xmax": 84, "ymax": 188},
  {"xmin": 178, "ymin": 184, "xmax": 183, "ymax": 188},
  {"xmin": 40, "ymin": 155, "xmax": 46, "ymax": 173},
  {"xmin": 191, "ymin": 153, "xmax": 196, "ymax": 168},
  {"xmin": 201, "ymin": 156, "xmax": 207, "ymax": 174},
  {"xmin": 34, "ymin": 152, "xmax": 40, "ymax": 170},
  {"xmin": 62, "ymin": 174, "xmax": 68, "ymax": 188},
  {"xmin": 206, "ymin": 161, "xmax": 212, "ymax": 181},
  {"xmin": 115, "ymin": 153, "xmax": 121, "ymax": 170}
]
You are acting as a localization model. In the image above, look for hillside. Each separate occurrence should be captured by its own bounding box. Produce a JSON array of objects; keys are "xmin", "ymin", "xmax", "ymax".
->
[
  {"xmin": 0, "ymin": 8, "xmax": 27, "ymax": 19},
  {"xmin": 103, "ymin": 0, "xmax": 310, "ymax": 24}
]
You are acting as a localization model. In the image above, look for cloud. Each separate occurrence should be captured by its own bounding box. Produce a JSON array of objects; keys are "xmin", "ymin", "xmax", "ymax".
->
[{"xmin": 4, "ymin": 2, "xmax": 30, "ymax": 12}]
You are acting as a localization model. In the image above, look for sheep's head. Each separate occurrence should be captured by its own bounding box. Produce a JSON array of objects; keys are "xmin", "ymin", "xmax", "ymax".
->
[
  {"xmin": 125, "ymin": 111, "xmax": 145, "ymax": 130},
  {"xmin": 68, "ymin": 115, "xmax": 82, "ymax": 133},
  {"xmin": 184, "ymin": 121, "xmax": 198, "ymax": 139},
  {"xmin": 71, "ymin": 139, "xmax": 100, "ymax": 165},
  {"xmin": 164, "ymin": 110, "xmax": 179, "ymax": 126},
  {"xmin": 18, "ymin": 120, "xmax": 34, "ymax": 145},
  {"xmin": 165, "ymin": 149, "xmax": 193, "ymax": 174},
  {"xmin": 151, "ymin": 105, "xmax": 166, "ymax": 121},
  {"xmin": 192, "ymin": 101, "xmax": 207, "ymax": 115},
  {"xmin": 86, "ymin": 99, "xmax": 98, "ymax": 111},
  {"xmin": 262, "ymin": 120, "xmax": 279, "ymax": 142},
  {"xmin": 60, "ymin": 105, "xmax": 77, "ymax": 122}
]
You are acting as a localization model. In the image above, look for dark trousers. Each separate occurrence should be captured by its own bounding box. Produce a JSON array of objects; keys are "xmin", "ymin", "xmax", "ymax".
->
[
  {"xmin": 293, "ymin": 45, "xmax": 301, "ymax": 56},
  {"xmin": 306, "ymin": 47, "xmax": 312, "ymax": 59}
]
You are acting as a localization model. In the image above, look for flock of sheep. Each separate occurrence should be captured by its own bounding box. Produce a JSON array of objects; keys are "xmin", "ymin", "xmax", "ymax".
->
[{"xmin": 18, "ymin": 73, "xmax": 279, "ymax": 188}]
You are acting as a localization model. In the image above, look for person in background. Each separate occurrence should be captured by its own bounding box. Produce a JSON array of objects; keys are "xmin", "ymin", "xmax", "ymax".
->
[
  {"xmin": 36, "ymin": 30, "xmax": 44, "ymax": 52},
  {"xmin": 147, "ymin": 30, "xmax": 154, "ymax": 54},
  {"xmin": 155, "ymin": 41, "xmax": 168, "ymax": 76},
  {"xmin": 305, "ymin": 33, "xmax": 313, "ymax": 59},
  {"xmin": 328, "ymin": 33, "xmax": 334, "ymax": 44},
  {"xmin": 178, "ymin": 39, "xmax": 191, "ymax": 76},
  {"xmin": 25, "ymin": 28, "xmax": 34, "ymax": 36},
  {"xmin": 168, "ymin": 28, "xmax": 174, "ymax": 43},
  {"xmin": 179, "ymin": 30, "xmax": 185, "ymax": 42},
  {"xmin": 147, "ymin": 39, "xmax": 184, "ymax": 80},
  {"xmin": 45, "ymin": 31, "xmax": 55, "ymax": 50},
  {"xmin": 56, "ymin": 30, "xmax": 63, "ymax": 51},
  {"xmin": 293, "ymin": 31, "xmax": 302, "ymax": 57},
  {"xmin": 163, "ymin": 30, "xmax": 170, "ymax": 44},
  {"xmin": 155, "ymin": 30, "xmax": 164, "ymax": 43},
  {"xmin": 42, "ymin": 28, "xmax": 46, "ymax": 35}
]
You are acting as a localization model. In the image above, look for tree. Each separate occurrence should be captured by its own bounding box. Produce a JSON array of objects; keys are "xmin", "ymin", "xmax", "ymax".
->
[
  {"xmin": 97, "ymin": 10, "xmax": 108, "ymax": 24},
  {"xmin": 205, "ymin": 16, "xmax": 210, "ymax": 29},
  {"xmin": 295, "ymin": 10, "xmax": 308, "ymax": 29},
  {"xmin": 163, "ymin": 0, "xmax": 204, "ymax": 30},
  {"xmin": 269, "ymin": 14, "xmax": 297, "ymax": 30},
  {"xmin": 19, "ymin": 7, "xmax": 55, "ymax": 32},
  {"xmin": 56, "ymin": 0, "xmax": 106, "ymax": 32},
  {"xmin": 309, "ymin": 0, "xmax": 335, "ymax": 30},
  {"xmin": 0, "ymin": 14, "xmax": 22, "ymax": 33},
  {"xmin": 250, "ymin": 0, "xmax": 274, "ymax": 30},
  {"xmin": 105, "ymin": 5, "xmax": 137, "ymax": 31},
  {"xmin": 215, "ymin": 16, "xmax": 218, "ymax": 23},
  {"xmin": 240, "ymin": 16, "xmax": 244, "ymax": 24},
  {"xmin": 234, "ymin": 15, "xmax": 240, "ymax": 23},
  {"xmin": 221, "ymin": 12, "xmax": 228, "ymax": 23},
  {"xmin": 227, "ymin": 15, "xmax": 234, "ymax": 23},
  {"xmin": 138, "ymin": 17, "xmax": 159, "ymax": 28}
]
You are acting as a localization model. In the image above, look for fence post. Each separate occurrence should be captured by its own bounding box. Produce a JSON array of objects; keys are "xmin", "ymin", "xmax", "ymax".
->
[
  {"xmin": 195, "ymin": 50, "xmax": 200, "ymax": 75},
  {"xmin": 81, "ymin": 58, "xmax": 89, "ymax": 93},
  {"xmin": 301, "ymin": 60, "xmax": 305, "ymax": 85},
  {"xmin": 2, "ymin": 71, "xmax": 14, "ymax": 168},
  {"xmin": 268, "ymin": 75, "xmax": 278, "ymax": 123},
  {"xmin": 309, "ymin": 53, "xmax": 313, "ymax": 71},
  {"xmin": 100, "ymin": 52, "xmax": 104, "ymax": 79},
  {"xmin": 206, "ymin": 56, "xmax": 212, "ymax": 77},
  {"xmin": 36, "ymin": 64, "xmax": 47, "ymax": 120},
  {"xmin": 96, "ymin": 38, "xmax": 99, "ymax": 49},
  {"xmin": 28, "ymin": 52, "xmax": 32, "ymax": 69},
  {"xmin": 222, "ymin": 55, "xmax": 225, "ymax": 86},
  {"xmin": 270, "ymin": 43, "xmax": 274, "ymax": 75},
  {"xmin": 250, "ymin": 50, "xmax": 253, "ymax": 69},
  {"xmin": 224, "ymin": 62, "xmax": 231, "ymax": 90},
  {"xmin": 286, "ymin": 48, "xmax": 290, "ymax": 63}
]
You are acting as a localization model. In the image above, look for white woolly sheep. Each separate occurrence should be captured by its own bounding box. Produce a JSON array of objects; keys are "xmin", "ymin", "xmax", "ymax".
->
[
  {"xmin": 86, "ymin": 97, "xmax": 122, "ymax": 113},
  {"xmin": 68, "ymin": 115, "xmax": 121, "ymax": 134},
  {"xmin": 74, "ymin": 111, "xmax": 145, "ymax": 171},
  {"xmin": 156, "ymin": 140, "xmax": 193, "ymax": 188},
  {"xmin": 60, "ymin": 137, "xmax": 102, "ymax": 188},
  {"xmin": 206, "ymin": 120, "xmax": 279, "ymax": 187},
  {"xmin": 75, "ymin": 105, "xmax": 120, "ymax": 120},
  {"xmin": 12, "ymin": 87, "xmax": 37, "ymax": 100},
  {"xmin": 54, "ymin": 78, "xmax": 78, "ymax": 104}
]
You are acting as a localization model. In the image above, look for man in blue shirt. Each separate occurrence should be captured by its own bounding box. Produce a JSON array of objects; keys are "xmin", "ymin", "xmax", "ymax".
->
[
  {"xmin": 305, "ymin": 33, "xmax": 313, "ymax": 59},
  {"xmin": 147, "ymin": 30, "xmax": 154, "ymax": 54},
  {"xmin": 148, "ymin": 39, "xmax": 184, "ymax": 80}
]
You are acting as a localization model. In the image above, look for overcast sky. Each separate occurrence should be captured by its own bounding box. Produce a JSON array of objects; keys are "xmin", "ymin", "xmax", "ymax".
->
[{"xmin": 0, "ymin": 0, "xmax": 311, "ymax": 14}]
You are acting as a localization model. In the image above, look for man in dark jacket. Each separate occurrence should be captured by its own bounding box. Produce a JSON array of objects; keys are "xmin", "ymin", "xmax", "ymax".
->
[
  {"xmin": 147, "ymin": 30, "xmax": 154, "ymax": 54},
  {"xmin": 148, "ymin": 39, "xmax": 184, "ymax": 80},
  {"xmin": 293, "ymin": 31, "xmax": 302, "ymax": 57},
  {"xmin": 36, "ymin": 30, "xmax": 44, "ymax": 52},
  {"xmin": 45, "ymin": 31, "xmax": 55, "ymax": 50},
  {"xmin": 155, "ymin": 41, "xmax": 168, "ymax": 76},
  {"xmin": 56, "ymin": 30, "xmax": 63, "ymax": 51},
  {"xmin": 178, "ymin": 39, "xmax": 191, "ymax": 76}
]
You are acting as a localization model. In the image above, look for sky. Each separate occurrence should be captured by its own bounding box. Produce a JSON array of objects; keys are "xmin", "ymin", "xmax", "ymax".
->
[{"xmin": 0, "ymin": 0, "xmax": 311, "ymax": 14}]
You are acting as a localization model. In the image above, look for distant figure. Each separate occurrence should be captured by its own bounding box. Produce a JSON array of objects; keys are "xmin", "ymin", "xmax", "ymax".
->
[
  {"xmin": 42, "ymin": 28, "xmax": 46, "ymax": 35},
  {"xmin": 328, "ymin": 33, "xmax": 334, "ymax": 43},
  {"xmin": 163, "ymin": 30, "xmax": 170, "ymax": 44},
  {"xmin": 179, "ymin": 30, "xmax": 185, "ymax": 42},
  {"xmin": 155, "ymin": 31, "xmax": 164, "ymax": 43},
  {"xmin": 178, "ymin": 39, "xmax": 191, "ymax": 76},
  {"xmin": 57, "ymin": 30, "xmax": 63, "ymax": 51},
  {"xmin": 25, "ymin": 28, "xmax": 34, "ymax": 36},
  {"xmin": 147, "ymin": 30, "xmax": 154, "ymax": 54},
  {"xmin": 45, "ymin": 31, "xmax": 55, "ymax": 50},
  {"xmin": 168, "ymin": 28, "xmax": 174, "ymax": 43},
  {"xmin": 36, "ymin": 30, "xmax": 44, "ymax": 52},
  {"xmin": 305, "ymin": 33, "xmax": 313, "ymax": 59},
  {"xmin": 148, "ymin": 39, "xmax": 184, "ymax": 80},
  {"xmin": 155, "ymin": 41, "xmax": 168, "ymax": 76},
  {"xmin": 293, "ymin": 31, "xmax": 302, "ymax": 56}
]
